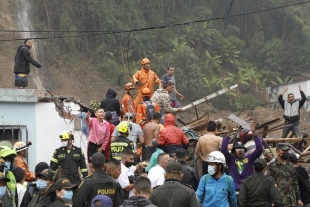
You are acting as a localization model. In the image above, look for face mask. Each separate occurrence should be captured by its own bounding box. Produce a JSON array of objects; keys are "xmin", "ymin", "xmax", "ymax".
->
[
  {"xmin": 36, "ymin": 179, "xmax": 48, "ymax": 191},
  {"xmin": 208, "ymin": 165, "xmax": 217, "ymax": 175},
  {"xmin": 0, "ymin": 186, "xmax": 6, "ymax": 198},
  {"xmin": 63, "ymin": 190, "xmax": 73, "ymax": 201},
  {"xmin": 281, "ymin": 152, "xmax": 289, "ymax": 160},
  {"xmin": 61, "ymin": 141, "xmax": 68, "ymax": 148},
  {"xmin": 125, "ymin": 161, "xmax": 134, "ymax": 168},
  {"xmin": 4, "ymin": 162, "xmax": 10, "ymax": 172}
]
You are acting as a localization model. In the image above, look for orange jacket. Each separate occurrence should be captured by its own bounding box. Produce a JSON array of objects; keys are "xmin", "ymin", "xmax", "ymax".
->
[
  {"xmin": 121, "ymin": 93, "xmax": 136, "ymax": 117},
  {"xmin": 158, "ymin": 114, "xmax": 189, "ymax": 146},
  {"xmin": 14, "ymin": 154, "xmax": 36, "ymax": 182},
  {"xmin": 135, "ymin": 100, "xmax": 160, "ymax": 125},
  {"xmin": 132, "ymin": 68, "xmax": 161, "ymax": 108}
]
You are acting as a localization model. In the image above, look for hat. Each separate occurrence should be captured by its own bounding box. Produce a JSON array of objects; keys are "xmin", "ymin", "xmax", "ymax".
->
[
  {"xmin": 0, "ymin": 172, "xmax": 10, "ymax": 182},
  {"xmin": 162, "ymin": 80, "xmax": 175, "ymax": 88},
  {"xmin": 91, "ymin": 152, "xmax": 105, "ymax": 165},
  {"xmin": 36, "ymin": 168, "xmax": 55, "ymax": 181},
  {"xmin": 231, "ymin": 141, "xmax": 247, "ymax": 153},
  {"xmin": 276, "ymin": 143, "xmax": 290, "ymax": 151},
  {"xmin": 254, "ymin": 158, "xmax": 267, "ymax": 168},
  {"xmin": 104, "ymin": 112, "xmax": 112, "ymax": 121},
  {"xmin": 53, "ymin": 178, "xmax": 76, "ymax": 191},
  {"xmin": 288, "ymin": 153, "xmax": 298, "ymax": 164},
  {"xmin": 35, "ymin": 162, "xmax": 49, "ymax": 175},
  {"xmin": 166, "ymin": 162, "xmax": 182, "ymax": 174}
]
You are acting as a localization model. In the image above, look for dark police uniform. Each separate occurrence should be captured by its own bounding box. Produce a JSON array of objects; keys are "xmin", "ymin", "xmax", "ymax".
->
[
  {"xmin": 110, "ymin": 136, "xmax": 134, "ymax": 160},
  {"xmin": 50, "ymin": 145, "xmax": 88, "ymax": 185},
  {"xmin": 48, "ymin": 198, "xmax": 69, "ymax": 207},
  {"xmin": 72, "ymin": 169, "xmax": 119, "ymax": 207},
  {"xmin": 239, "ymin": 172, "xmax": 283, "ymax": 207}
]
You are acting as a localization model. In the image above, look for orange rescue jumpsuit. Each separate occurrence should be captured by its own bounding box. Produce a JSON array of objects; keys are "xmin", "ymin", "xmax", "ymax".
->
[
  {"xmin": 14, "ymin": 154, "xmax": 36, "ymax": 182},
  {"xmin": 121, "ymin": 93, "xmax": 136, "ymax": 117},
  {"xmin": 132, "ymin": 68, "xmax": 161, "ymax": 109},
  {"xmin": 135, "ymin": 101, "xmax": 160, "ymax": 126}
]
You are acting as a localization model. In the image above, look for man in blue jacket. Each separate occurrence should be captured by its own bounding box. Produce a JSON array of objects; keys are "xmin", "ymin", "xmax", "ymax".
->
[{"xmin": 196, "ymin": 151, "xmax": 237, "ymax": 207}]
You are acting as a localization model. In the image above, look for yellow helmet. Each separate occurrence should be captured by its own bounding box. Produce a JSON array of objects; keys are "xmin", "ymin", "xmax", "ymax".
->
[
  {"xmin": 59, "ymin": 131, "xmax": 74, "ymax": 140},
  {"xmin": 117, "ymin": 121, "xmax": 129, "ymax": 134}
]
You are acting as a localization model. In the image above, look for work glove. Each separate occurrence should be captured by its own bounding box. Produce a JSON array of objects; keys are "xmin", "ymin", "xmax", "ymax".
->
[{"xmin": 128, "ymin": 175, "xmax": 137, "ymax": 184}]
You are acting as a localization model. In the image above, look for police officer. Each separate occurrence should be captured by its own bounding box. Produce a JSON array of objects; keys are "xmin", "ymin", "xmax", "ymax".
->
[
  {"xmin": 72, "ymin": 152, "xmax": 119, "ymax": 207},
  {"xmin": 110, "ymin": 121, "xmax": 134, "ymax": 160},
  {"xmin": 50, "ymin": 131, "xmax": 88, "ymax": 185},
  {"xmin": 239, "ymin": 158, "xmax": 283, "ymax": 207}
]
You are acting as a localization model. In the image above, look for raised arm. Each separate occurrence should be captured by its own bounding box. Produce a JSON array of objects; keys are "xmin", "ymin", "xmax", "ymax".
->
[
  {"xmin": 278, "ymin": 86, "xmax": 288, "ymax": 108},
  {"xmin": 299, "ymin": 85, "xmax": 306, "ymax": 108}
]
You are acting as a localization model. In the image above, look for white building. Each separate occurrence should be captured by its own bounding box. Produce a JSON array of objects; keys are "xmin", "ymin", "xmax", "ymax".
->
[
  {"xmin": 0, "ymin": 88, "xmax": 88, "ymax": 171},
  {"xmin": 266, "ymin": 80, "xmax": 310, "ymax": 111}
]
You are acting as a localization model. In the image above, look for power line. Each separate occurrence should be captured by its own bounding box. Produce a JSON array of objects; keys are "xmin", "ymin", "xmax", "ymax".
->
[
  {"xmin": 1, "ymin": 0, "xmax": 310, "ymax": 41},
  {"xmin": 226, "ymin": 0, "xmax": 234, "ymax": 16}
]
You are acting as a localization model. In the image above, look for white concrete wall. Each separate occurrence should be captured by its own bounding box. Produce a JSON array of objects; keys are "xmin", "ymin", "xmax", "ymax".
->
[
  {"xmin": 0, "ymin": 102, "xmax": 36, "ymax": 170},
  {"xmin": 34, "ymin": 102, "xmax": 88, "ymax": 171}
]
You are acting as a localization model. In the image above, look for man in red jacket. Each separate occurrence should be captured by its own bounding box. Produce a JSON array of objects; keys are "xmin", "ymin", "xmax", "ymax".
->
[{"xmin": 157, "ymin": 114, "xmax": 189, "ymax": 156}]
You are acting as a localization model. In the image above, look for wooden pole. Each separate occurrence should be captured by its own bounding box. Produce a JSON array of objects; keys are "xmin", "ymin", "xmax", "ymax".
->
[{"xmin": 262, "ymin": 138, "xmax": 302, "ymax": 143}]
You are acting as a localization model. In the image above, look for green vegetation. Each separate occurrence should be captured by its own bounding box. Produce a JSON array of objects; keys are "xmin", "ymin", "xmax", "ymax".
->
[{"xmin": 32, "ymin": 0, "xmax": 310, "ymax": 111}]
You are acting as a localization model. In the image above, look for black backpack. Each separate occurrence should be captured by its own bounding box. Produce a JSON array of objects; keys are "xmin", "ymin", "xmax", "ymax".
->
[{"xmin": 144, "ymin": 101, "xmax": 156, "ymax": 121}]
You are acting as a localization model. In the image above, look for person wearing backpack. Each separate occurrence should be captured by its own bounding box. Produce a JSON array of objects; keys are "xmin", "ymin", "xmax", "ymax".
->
[
  {"xmin": 136, "ymin": 88, "xmax": 160, "ymax": 127},
  {"xmin": 195, "ymin": 151, "xmax": 237, "ymax": 207}
]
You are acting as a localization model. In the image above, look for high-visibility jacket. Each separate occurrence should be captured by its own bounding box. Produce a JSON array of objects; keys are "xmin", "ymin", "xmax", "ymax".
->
[
  {"xmin": 132, "ymin": 68, "xmax": 161, "ymax": 108},
  {"xmin": 14, "ymin": 155, "xmax": 36, "ymax": 182},
  {"xmin": 110, "ymin": 136, "xmax": 134, "ymax": 160},
  {"xmin": 135, "ymin": 101, "xmax": 160, "ymax": 125},
  {"xmin": 121, "ymin": 93, "xmax": 136, "ymax": 117}
]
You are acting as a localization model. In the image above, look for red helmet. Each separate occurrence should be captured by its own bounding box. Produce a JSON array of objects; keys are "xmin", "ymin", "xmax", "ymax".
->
[
  {"xmin": 141, "ymin": 58, "xmax": 150, "ymax": 65},
  {"xmin": 125, "ymin": 82, "xmax": 135, "ymax": 90},
  {"xmin": 142, "ymin": 88, "xmax": 151, "ymax": 96}
]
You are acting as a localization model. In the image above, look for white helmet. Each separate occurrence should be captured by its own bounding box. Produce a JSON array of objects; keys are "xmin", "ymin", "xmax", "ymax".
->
[
  {"xmin": 206, "ymin": 151, "xmax": 226, "ymax": 164},
  {"xmin": 14, "ymin": 141, "xmax": 31, "ymax": 152}
]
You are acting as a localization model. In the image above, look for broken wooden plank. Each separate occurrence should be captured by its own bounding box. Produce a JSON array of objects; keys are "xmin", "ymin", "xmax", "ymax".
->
[{"xmin": 262, "ymin": 138, "xmax": 302, "ymax": 143}]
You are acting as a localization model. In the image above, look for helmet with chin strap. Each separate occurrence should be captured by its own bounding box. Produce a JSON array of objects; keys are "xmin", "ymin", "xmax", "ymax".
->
[{"xmin": 59, "ymin": 131, "xmax": 74, "ymax": 140}]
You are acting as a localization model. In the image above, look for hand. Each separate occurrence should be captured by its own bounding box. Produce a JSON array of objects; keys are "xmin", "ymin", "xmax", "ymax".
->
[
  {"xmin": 139, "ymin": 161, "xmax": 149, "ymax": 168},
  {"xmin": 97, "ymin": 148, "xmax": 103, "ymax": 153},
  {"xmin": 298, "ymin": 85, "xmax": 301, "ymax": 91},
  {"xmin": 284, "ymin": 86, "xmax": 288, "ymax": 91},
  {"xmin": 227, "ymin": 123, "xmax": 234, "ymax": 136},
  {"xmin": 297, "ymin": 200, "xmax": 303, "ymax": 206},
  {"xmin": 178, "ymin": 94, "xmax": 184, "ymax": 100},
  {"xmin": 136, "ymin": 81, "xmax": 142, "ymax": 86},
  {"xmin": 249, "ymin": 122, "xmax": 257, "ymax": 136},
  {"xmin": 178, "ymin": 108, "xmax": 183, "ymax": 112},
  {"xmin": 140, "ymin": 173, "xmax": 148, "ymax": 177},
  {"xmin": 86, "ymin": 111, "xmax": 92, "ymax": 119}
]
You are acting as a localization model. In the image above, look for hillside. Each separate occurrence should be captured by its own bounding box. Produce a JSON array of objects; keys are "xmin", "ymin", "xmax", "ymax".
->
[{"xmin": 1, "ymin": 0, "xmax": 310, "ymax": 137}]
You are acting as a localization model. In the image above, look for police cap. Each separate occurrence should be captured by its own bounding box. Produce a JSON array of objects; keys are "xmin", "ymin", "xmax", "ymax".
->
[
  {"xmin": 254, "ymin": 158, "xmax": 267, "ymax": 168},
  {"xmin": 91, "ymin": 152, "xmax": 105, "ymax": 165},
  {"xmin": 53, "ymin": 178, "xmax": 76, "ymax": 191},
  {"xmin": 36, "ymin": 168, "xmax": 55, "ymax": 181},
  {"xmin": 166, "ymin": 162, "xmax": 182, "ymax": 174}
]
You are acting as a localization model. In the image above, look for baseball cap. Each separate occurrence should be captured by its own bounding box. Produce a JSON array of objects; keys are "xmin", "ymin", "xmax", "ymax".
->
[
  {"xmin": 166, "ymin": 162, "xmax": 182, "ymax": 174},
  {"xmin": 91, "ymin": 152, "xmax": 105, "ymax": 165},
  {"xmin": 276, "ymin": 143, "xmax": 290, "ymax": 151},
  {"xmin": 0, "ymin": 172, "xmax": 10, "ymax": 182},
  {"xmin": 254, "ymin": 158, "xmax": 267, "ymax": 168},
  {"xmin": 53, "ymin": 178, "xmax": 76, "ymax": 191},
  {"xmin": 36, "ymin": 168, "xmax": 55, "ymax": 181}
]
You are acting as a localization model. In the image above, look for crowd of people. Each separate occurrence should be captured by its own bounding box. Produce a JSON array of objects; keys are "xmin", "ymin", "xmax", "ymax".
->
[{"xmin": 8, "ymin": 39, "xmax": 310, "ymax": 207}]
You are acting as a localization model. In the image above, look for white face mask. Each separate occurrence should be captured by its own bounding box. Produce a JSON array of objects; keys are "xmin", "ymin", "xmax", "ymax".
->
[{"xmin": 61, "ymin": 141, "xmax": 68, "ymax": 148}]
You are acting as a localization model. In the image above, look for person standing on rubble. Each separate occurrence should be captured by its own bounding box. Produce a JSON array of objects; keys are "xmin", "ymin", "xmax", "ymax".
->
[
  {"xmin": 278, "ymin": 85, "xmax": 306, "ymax": 138},
  {"xmin": 101, "ymin": 88, "xmax": 121, "ymax": 126},
  {"xmin": 14, "ymin": 39, "xmax": 42, "ymax": 89},
  {"xmin": 132, "ymin": 58, "xmax": 161, "ymax": 109},
  {"xmin": 121, "ymin": 83, "xmax": 136, "ymax": 118}
]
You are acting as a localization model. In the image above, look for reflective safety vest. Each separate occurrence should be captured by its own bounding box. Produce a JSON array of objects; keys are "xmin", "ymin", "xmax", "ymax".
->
[
  {"xmin": 110, "ymin": 136, "xmax": 134, "ymax": 160},
  {"xmin": 2, "ymin": 171, "xmax": 17, "ymax": 207}
]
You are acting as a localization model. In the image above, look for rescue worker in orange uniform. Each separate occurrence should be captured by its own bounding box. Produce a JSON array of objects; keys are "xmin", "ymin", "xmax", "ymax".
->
[
  {"xmin": 121, "ymin": 82, "xmax": 136, "ymax": 118},
  {"xmin": 13, "ymin": 141, "xmax": 36, "ymax": 182},
  {"xmin": 136, "ymin": 88, "xmax": 160, "ymax": 127},
  {"xmin": 132, "ymin": 58, "xmax": 161, "ymax": 109}
]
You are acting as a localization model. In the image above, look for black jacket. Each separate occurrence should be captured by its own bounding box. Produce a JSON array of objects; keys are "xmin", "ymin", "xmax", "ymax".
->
[
  {"xmin": 48, "ymin": 198, "xmax": 69, "ymax": 207},
  {"xmin": 101, "ymin": 88, "xmax": 121, "ymax": 116},
  {"xmin": 72, "ymin": 169, "xmax": 119, "ymax": 207},
  {"xmin": 149, "ymin": 179, "xmax": 200, "ymax": 207},
  {"xmin": 177, "ymin": 160, "xmax": 199, "ymax": 191},
  {"xmin": 50, "ymin": 145, "xmax": 88, "ymax": 185},
  {"xmin": 27, "ymin": 187, "xmax": 55, "ymax": 207},
  {"xmin": 295, "ymin": 166, "xmax": 310, "ymax": 205},
  {"xmin": 120, "ymin": 196, "xmax": 157, "ymax": 207},
  {"xmin": 14, "ymin": 45, "xmax": 42, "ymax": 74}
]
